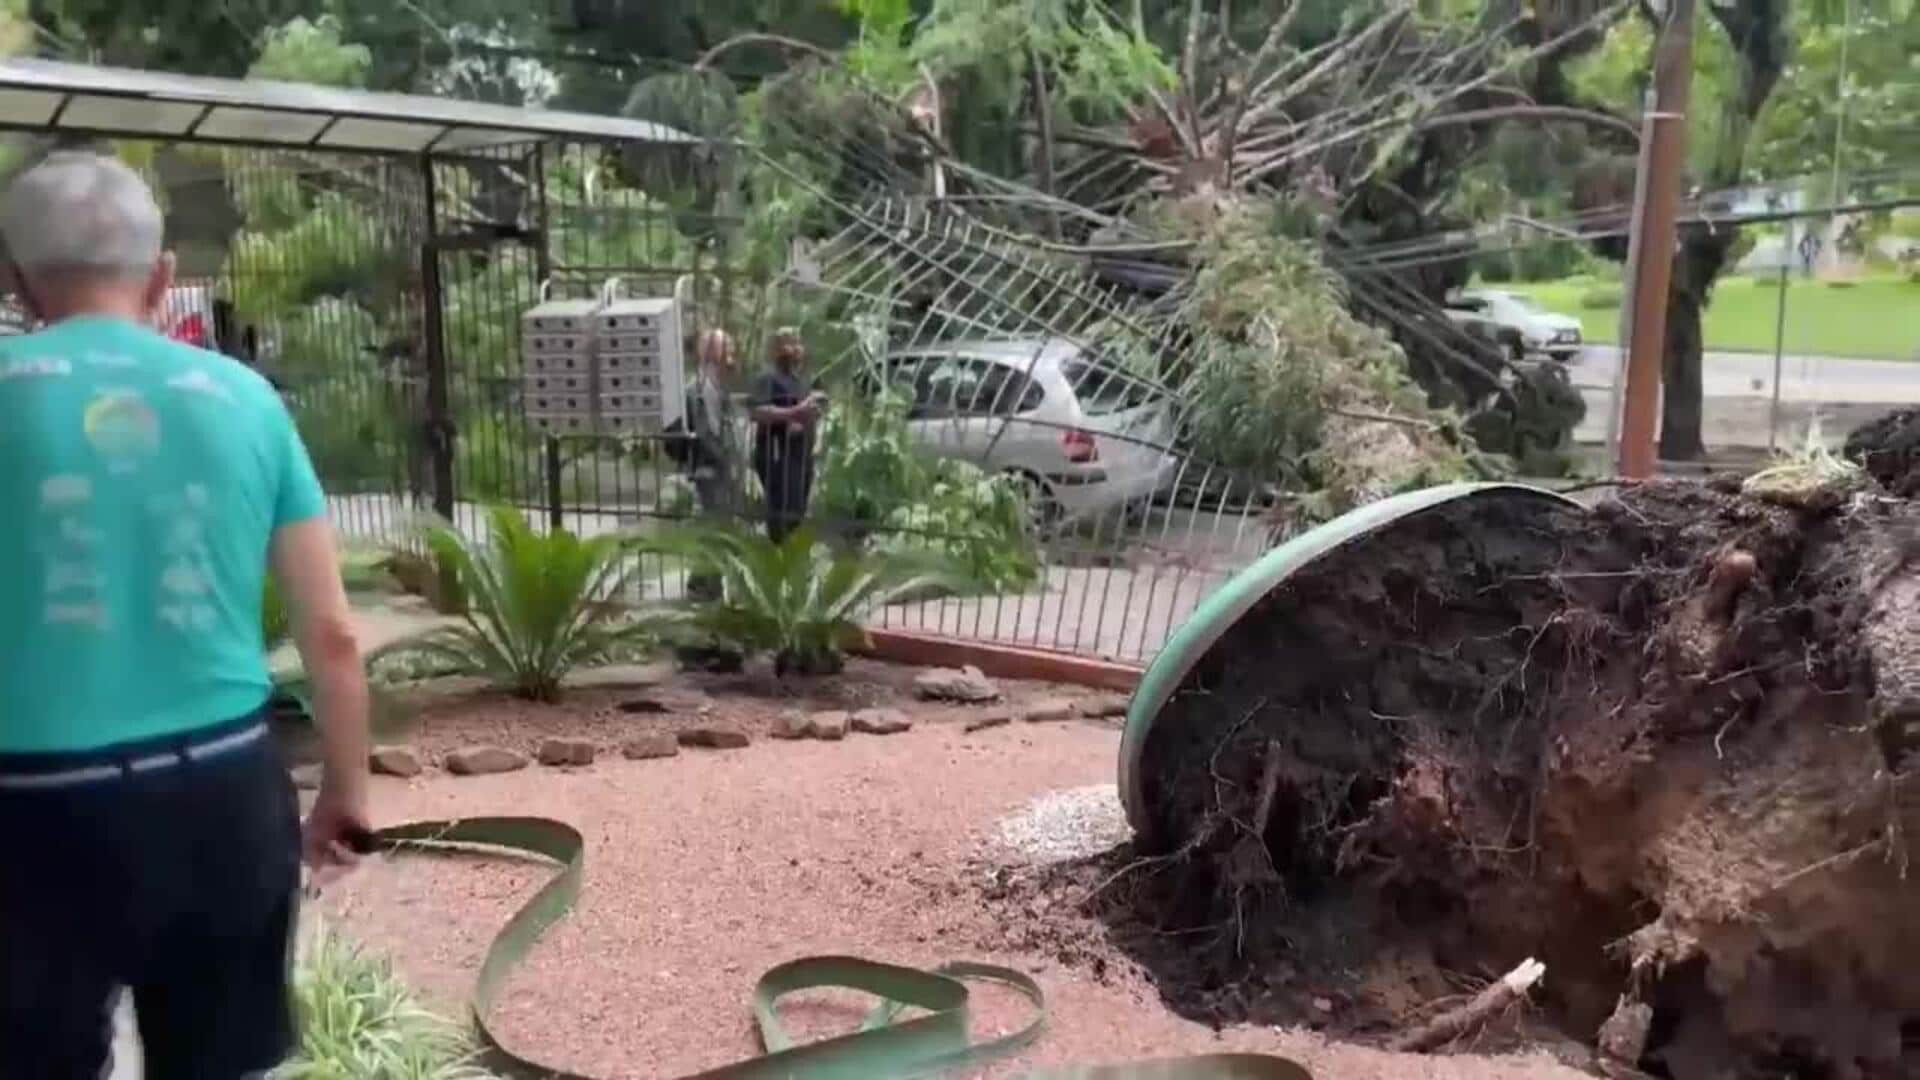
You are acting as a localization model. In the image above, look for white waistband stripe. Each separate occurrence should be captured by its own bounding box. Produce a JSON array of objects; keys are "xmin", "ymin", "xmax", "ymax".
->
[{"xmin": 0, "ymin": 723, "xmax": 269, "ymax": 790}]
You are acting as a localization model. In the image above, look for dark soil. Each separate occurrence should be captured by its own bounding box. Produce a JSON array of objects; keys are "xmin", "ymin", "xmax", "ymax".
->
[
  {"xmin": 1105, "ymin": 482, "xmax": 1920, "ymax": 1077},
  {"xmin": 1846, "ymin": 406, "xmax": 1920, "ymax": 498}
]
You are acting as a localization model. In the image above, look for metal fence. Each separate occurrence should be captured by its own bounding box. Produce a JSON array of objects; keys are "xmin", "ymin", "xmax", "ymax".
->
[
  {"xmin": 527, "ymin": 420, "xmax": 1269, "ymax": 665},
  {"xmin": 0, "ymin": 71, "xmax": 1282, "ymax": 668}
]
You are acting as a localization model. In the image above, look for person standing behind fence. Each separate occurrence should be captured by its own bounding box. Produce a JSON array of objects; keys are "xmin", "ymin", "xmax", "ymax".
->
[
  {"xmin": 0, "ymin": 151, "xmax": 374, "ymax": 1079},
  {"xmin": 749, "ymin": 327, "xmax": 824, "ymax": 543},
  {"xmin": 684, "ymin": 328, "xmax": 741, "ymax": 598}
]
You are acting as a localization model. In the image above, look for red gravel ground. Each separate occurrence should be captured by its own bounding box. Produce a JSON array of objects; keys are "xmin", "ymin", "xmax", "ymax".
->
[{"xmin": 318, "ymin": 667, "xmax": 1587, "ymax": 1079}]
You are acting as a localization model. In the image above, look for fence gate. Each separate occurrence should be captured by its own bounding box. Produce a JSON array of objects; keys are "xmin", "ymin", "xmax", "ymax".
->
[
  {"xmin": 0, "ymin": 57, "xmax": 710, "ymax": 549},
  {"xmin": 422, "ymin": 143, "xmax": 553, "ymax": 531}
]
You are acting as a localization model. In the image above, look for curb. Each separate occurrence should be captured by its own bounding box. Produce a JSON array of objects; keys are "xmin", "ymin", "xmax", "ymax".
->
[{"xmin": 855, "ymin": 628, "xmax": 1142, "ymax": 692}]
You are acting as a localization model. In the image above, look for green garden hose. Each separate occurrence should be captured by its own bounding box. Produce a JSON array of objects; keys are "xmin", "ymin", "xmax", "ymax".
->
[{"xmin": 373, "ymin": 818, "xmax": 1310, "ymax": 1080}]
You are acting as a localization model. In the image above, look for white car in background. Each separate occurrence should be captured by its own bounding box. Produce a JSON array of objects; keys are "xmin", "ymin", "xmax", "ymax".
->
[
  {"xmin": 1444, "ymin": 289, "xmax": 1584, "ymax": 363},
  {"xmin": 865, "ymin": 338, "xmax": 1179, "ymax": 526}
]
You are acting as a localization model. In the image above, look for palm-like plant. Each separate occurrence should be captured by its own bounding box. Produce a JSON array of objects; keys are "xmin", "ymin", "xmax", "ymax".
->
[
  {"xmin": 645, "ymin": 523, "xmax": 967, "ymax": 676},
  {"xmin": 378, "ymin": 506, "xmax": 660, "ymax": 702}
]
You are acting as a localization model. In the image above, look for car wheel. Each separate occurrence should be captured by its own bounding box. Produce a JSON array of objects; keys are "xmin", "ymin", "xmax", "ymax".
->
[{"xmin": 1008, "ymin": 470, "xmax": 1063, "ymax": 535}]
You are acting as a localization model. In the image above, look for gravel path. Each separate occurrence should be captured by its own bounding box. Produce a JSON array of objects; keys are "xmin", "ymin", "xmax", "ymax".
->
[
  {"xmin": 993, "ymin": 784, "xmax": 1132, "ymax": 864},
  {"xmin": 320, "ymin": 721, "xmax": 1587, "ymax": 1079}
]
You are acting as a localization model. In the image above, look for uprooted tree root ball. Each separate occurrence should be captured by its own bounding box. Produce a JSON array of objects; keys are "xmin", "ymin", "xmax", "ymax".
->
[{"xmin": 1108, "ymin": 483, "xmax": 1920, "ymax": 1077}]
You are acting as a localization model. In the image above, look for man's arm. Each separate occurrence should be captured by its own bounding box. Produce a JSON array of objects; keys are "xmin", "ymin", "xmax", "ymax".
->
[
  {"xmin": 749, "ymin": 401, "xmax": 807, "ymax": 424},
  {"xmin": 272, "ymin": 519, "xmax": 372, "ymax": 863},
  {"xmin": 266, "ymin": 396, "xmax": 371, "ymax": 866},
  {"xmin": 748, "ymin": 373, "xmax": 817, "ymax": 427}
]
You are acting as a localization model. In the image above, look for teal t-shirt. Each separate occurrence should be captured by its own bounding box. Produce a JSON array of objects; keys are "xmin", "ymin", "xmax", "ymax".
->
[{"xmin": 0, "ymin": 316, "xmax": 326, "ymax": 753}]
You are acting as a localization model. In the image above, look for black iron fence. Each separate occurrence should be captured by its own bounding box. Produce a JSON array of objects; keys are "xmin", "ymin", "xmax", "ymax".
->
[
  {"xmin": 6, "ymin": 134, "xmax": 1273, "ymax": 665},
  {"xmin": 511, "ymin": 414, "xmax": 1270, "ymax": 665}
]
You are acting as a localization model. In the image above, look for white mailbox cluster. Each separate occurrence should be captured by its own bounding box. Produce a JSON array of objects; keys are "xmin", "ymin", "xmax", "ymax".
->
[{"xmin": 520, "ymin": 292, "xmax": 686, "ymax": 435}]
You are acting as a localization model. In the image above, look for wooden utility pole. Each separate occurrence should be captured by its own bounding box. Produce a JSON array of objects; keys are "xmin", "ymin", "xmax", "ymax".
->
[{"xmin": 1615, "ymin": 0, "xmax": 1696, "ymax": 478}]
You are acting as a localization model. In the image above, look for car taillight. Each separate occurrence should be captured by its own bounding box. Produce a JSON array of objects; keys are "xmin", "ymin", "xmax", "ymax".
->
[
  {"xmin": 1061, "ymin": 427, "xmax": 1098, "ymax": 463},
  {"xmin": 169, "ymin": 313, "xmax": 207, "ymax": 348}
]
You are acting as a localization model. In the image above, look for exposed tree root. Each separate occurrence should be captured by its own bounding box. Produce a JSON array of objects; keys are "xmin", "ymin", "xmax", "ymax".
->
[
  {"xmin": 1118, "ymin": 481, "xmax": 1920, "ymax": 1076},
  {"xmin": 1390, "ymin": 958, "xmax": 1546, "ymax": 1053}
]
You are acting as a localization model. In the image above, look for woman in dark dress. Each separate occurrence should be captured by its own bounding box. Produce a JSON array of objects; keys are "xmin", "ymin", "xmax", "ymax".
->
[{"xmin": 748, "ymin": 328, "xmax": 825, "ymax": 543}]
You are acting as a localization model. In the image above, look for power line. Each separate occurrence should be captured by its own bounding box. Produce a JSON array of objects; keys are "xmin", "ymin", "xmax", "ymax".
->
[{"xmin": 1345, "ymin": 193, "xmax": 1920, "ymax": 274}]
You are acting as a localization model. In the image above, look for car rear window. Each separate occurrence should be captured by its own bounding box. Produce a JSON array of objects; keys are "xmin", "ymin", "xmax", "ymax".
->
[{"xmin": 1061, "ymin": 358, "xmax": 1159, "ymax": 415}]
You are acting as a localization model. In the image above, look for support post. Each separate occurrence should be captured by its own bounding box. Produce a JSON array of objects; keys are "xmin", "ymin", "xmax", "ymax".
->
[
  {"xmin": 419, "ymin": 155, "xmax": 456, "ymax": 520},
  {"xmin": 1616, "ymin": 0, "xmax": 1696, "ymax": 478},
  {"xmin": 545, "ymin": 435, "xmax": 564, "ymax": 533},
  {"xmin": 1768, "ymin": 259, "xmax": 1789, "ymax": 452},
  {"xmin": 529, "ymin": 142, "xmax": 552, "ymax": 287}
]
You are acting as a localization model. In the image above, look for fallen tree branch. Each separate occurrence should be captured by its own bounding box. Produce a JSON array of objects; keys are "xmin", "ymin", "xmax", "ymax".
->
[
  {"xmin": 1328, "ymin": 406, "xmax": 1444, "ymax": 431},
  {"xmin": 694, "ymin": 33, "xmax": 834, "ymax": 72},
  {"xmin": 1389, "ymin": 957, "xmax": 1546, "ymax": 1052},
  {"xmin": 1411, "ymin": 104, "xmax": 1644, "ymax": 144}
]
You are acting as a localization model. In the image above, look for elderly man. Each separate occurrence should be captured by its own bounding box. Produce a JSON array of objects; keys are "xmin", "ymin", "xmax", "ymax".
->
[{"xmin": 0, "ymin": 151, "xmax": 373, "ymax": 1078}]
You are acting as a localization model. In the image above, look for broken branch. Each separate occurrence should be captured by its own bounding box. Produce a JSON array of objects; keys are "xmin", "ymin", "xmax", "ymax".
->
[{"xmin": 1390, "ymin": 957, "xmax": 1547, "ymax": 1053}]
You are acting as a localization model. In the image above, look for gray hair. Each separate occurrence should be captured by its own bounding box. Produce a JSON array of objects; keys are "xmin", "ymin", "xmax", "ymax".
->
[{"xmin": 1, "ymin": 151, "xmax": 163, "ymax": 273}]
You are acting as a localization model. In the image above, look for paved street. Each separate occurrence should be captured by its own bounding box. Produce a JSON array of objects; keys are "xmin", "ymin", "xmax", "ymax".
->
[
  {"xmin": 1569, "ymin": 346, "xmax": 1920, "ymax": 405},
  {"xmin": 1567, "ymin": 346, "xmax": 1920, "ymax": 448}
]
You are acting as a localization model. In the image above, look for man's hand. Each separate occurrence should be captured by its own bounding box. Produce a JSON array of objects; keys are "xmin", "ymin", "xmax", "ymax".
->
[{"xmin": 302, "ymin": 778, "xmax": 373, "ymax": 870}]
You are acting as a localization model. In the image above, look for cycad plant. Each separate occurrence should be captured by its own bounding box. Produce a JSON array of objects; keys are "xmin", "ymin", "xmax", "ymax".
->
[
  {"xmin": 646, "ymin": 522, "xmax": 966, "ymax": 677},
  {"xmin": 378, "ymin": 506, "xmax": 660, "ymax": 702}
]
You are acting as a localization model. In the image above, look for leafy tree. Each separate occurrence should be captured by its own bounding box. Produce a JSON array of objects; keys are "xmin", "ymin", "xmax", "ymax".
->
[
  {"xmin": 249, "ymin": 14, "xmax": 373, "ymax": 85},
  {"xmin": 29, "ymin": 0, "xmax": 305, "ymax": 74},
  {"xmin": 1749, "ymin": 0, "xmax": 1918, "ymax": 185},
  {"xmin": 1569, "ymin": 0, "xmax": 1795, "ymax": 460}
]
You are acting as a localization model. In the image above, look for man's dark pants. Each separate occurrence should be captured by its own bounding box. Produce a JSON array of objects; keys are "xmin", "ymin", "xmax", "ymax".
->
[
  {"xmin": 0, "ymin": 710, "xmax": 302, "ymax": 1079},
  {"xmin": 758, "ymin": 449, "xmax": 813, "ymax": 545}
]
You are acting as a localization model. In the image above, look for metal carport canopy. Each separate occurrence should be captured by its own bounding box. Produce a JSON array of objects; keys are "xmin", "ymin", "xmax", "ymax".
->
[{"xmin": 0, "ymin": 58, "xmax": 698, "ymax": 155}]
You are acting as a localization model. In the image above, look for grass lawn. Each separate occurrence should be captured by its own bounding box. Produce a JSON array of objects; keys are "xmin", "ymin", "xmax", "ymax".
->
[{"xmin": 1508, "ymin": 272, "xmax": 1920, "ymax": 361}]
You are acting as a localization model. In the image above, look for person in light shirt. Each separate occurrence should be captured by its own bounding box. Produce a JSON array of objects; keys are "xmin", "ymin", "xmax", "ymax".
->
[{"xmin": 0, "ymin": 150, "xmax": 373, "ymax": 1079}]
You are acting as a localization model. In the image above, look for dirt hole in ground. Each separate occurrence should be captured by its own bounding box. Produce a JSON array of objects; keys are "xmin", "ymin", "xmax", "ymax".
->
[{"xmin": 986, "ymin": 482, "xmax": 1920, "ymax": 1078}]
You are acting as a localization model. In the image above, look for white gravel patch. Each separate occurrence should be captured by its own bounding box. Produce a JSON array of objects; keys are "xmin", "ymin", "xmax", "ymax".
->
[{"xmin": 994, "ymin": 783, "xmax": 1131, "ymax": 863}]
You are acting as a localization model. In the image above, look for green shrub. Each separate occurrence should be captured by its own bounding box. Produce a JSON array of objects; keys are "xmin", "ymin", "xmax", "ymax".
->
[
  {"xmin": 875, "ymin": 464, "xmax": 1039, "ymax": 589},
  {"xmin": 814, "ymin": 390, "xmax": 1039, "ymax": 590},
  {"xmin": 280, "ymin": 922, "xmax": 495, "ymax": 1080},
  {"xmin": 376, "ymin": 507, "xmax": 662, "ymax": 701},
  {"xmin": 645, "ymin": 522, "xmax": 966, "ymax": 676},
  {"xmin": 1579, "ymin": 286, "xmax": 1624, "ymax": 310}
]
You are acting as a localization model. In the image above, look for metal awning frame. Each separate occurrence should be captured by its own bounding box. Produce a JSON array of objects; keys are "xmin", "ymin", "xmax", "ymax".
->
[{"xmin": 0, "ymin": 58, "xmax": 704, "ymax": 160}]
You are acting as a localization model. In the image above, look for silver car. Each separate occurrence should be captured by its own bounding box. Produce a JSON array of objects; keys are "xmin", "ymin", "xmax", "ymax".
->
[{"xmin": 870, "ymin": 338, "xmax": 1179, "ymax": 525}]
